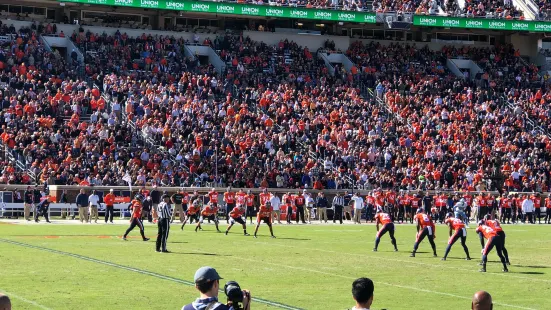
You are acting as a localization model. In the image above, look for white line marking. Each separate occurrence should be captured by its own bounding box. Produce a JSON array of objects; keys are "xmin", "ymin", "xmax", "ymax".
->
[
  {"xmin": 251, "ymin": 241, "xmax": 551, "ymax": 283},
  {"xmin": 0, "ymin": 289, "xmax": 53, "ymax": 310},
  {"xmin": 229, "ymin": 256, "xmax": 537, "ymax": 310},
  {"xmin": 0, "ymin": 239, "xmax": 300, "ymax": 310},
  {"xmin": 313, "ymin": 229, "xmax": 365, "ymax": 232}
]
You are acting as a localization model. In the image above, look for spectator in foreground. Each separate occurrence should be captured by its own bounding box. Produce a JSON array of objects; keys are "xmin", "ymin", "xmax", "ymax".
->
[
  {"xmin": 351, "ymin": 277, "xmax": 374, "ymax": 310},
  {"xmin": 183, "ymin": 266, "xmax": 250, "ymax": 310},
  {"xmin": 0, "ymin": 293, "xmax": 11, "ymax": 310},
  {"xmin": 472, "ymin": 291, "xmax": 492, "ymax": 310}
]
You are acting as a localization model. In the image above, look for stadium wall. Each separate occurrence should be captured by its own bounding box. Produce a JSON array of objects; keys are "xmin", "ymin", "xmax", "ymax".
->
[
  {"xmin": 0, "ymin": 19, "xmax": 218, "ymax": 42},
  {"xmin": 508, "ymin": 33, "xmax": 541, "ymax": 58},
  {"xmin": 352, "ymin": 38, "xmax": 492, "ymax": 51},
  {"xmin": 3, "ymin": 17, "xmax": 542, "ymax": 57},
  {"xmin": 243, "ymin": 30, "xmax": 350, "ymax": 51}
]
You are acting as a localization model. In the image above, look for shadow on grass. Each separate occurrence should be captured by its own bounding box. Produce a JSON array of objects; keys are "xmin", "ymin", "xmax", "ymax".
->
[
  {"xmin": 170, "ymin": 252, "xmax": 223, "ymax": 256},
  {"xmin": 275, "ymin": 237, "xmax": 311, "ymax": 241},
  {"xmin": 513, "ymin": 265, "xmax": 551, "ymax": 269},
  {"xmin": 169, "ymin": 241, "xmax": 188, "ymax": 244},
  {"xmin": 512, "ymin": 271, "xmax": 545, "ymax": 275}
]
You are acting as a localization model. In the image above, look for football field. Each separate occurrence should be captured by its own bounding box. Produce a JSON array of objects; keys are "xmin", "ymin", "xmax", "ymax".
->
[{"xmin": 0, "ymin": 220, "xmax": 549, "ymax": 310}]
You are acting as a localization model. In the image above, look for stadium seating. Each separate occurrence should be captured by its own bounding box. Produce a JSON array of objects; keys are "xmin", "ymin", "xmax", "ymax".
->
[
  {"xmin": 460, "ymin": 0, "xmax": 522, "ymax": 19},
  {"xmin": 2, "ymin": 20, "xmax": 551, "ymax": 194},
  {"xmin": 213, "ymin": 0, "xmax": 368, "ymax": 11},
  {"xmin": 538, "ymin": 0, "xmax": 551, "ymax": 20}
]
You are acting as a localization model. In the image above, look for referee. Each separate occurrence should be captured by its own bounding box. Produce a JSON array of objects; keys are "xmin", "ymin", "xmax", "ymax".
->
[
  {"xmin": 333, "ymin": 192, "xmax": 345, "ymax": 224},
  {"xmin": 156, "ymin": 194, "xmax": 172, "ymax": 253}
]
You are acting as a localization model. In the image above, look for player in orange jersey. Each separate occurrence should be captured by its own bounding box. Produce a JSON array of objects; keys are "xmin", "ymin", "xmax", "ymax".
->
[
  {"xmin": 181, "ymin": 200, "xmax": 201, "ymax": 230},
  {"xmin": 397, "ymin": 191, "xmax": 408, "ymax": 224},
  {"xmin": 483, "ymin": 215, "xmax": 510, "ymax": 265},
  {"xmin": 373, "ymin": 208, "xmax": 398, "ymax": 252},
  {"xmin": 195, "ymin": 203, "xmax": 221, "ymax": 233},
  {"xmin": 225, "ymin": 205, "xmax": 250, "ymax": 236},
  {"xmin": 123, "ymin": 194, "xmax": 150, "ymax": 241},
  {"xmin": 441, "ymin": 213, "xmax": 471, "ymax": 261},
  {"xmin": 476, "ymin": 220, "xmax": 508, "ymax": 272},
  {"xmin": 410, "ymin": 208, "xmax": 437, "ymax": 257},
  {"xmin": 408, "ymin": 193, "xmax": 421, "ymax": 224},
  {"xmin": 499, "ymin": 193, "xmax": 512, "ymax": 224},
  {"xmin": 223, "ymin": 187, "xmax": 236, "ymax": 224},
  {"xmin": 245, "ymin": 190, "xmax": 256, "ymax": 224},
  {"xmin": 253, "ymin": 201, "xmax": 275, "ymax": 238}
]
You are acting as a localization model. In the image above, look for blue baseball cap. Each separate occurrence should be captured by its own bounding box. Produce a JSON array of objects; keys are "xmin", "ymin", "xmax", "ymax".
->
[{"xmin": 194, "ymin": 266, "xmax": 223, "ymax": 284}]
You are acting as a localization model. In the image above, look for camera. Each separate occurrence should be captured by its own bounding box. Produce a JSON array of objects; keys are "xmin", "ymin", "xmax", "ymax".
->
[{"xmin": 224, "ymin": 281, "xmax": 249, "ymax": 310}]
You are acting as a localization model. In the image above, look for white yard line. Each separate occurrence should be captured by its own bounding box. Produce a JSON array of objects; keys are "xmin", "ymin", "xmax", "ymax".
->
[
  {"xmin": 0, "ymin": 289, "xmax": 53, "ymax": 310},
  {"xmin": 0, "ymin": 239, "xmax": 301, "ymax": 310}
]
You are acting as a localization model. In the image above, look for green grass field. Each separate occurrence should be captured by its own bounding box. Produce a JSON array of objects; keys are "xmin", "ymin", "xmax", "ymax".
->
[{"xmin": 0, "ymin": 221, "xmax": 550, "ymax": 310}]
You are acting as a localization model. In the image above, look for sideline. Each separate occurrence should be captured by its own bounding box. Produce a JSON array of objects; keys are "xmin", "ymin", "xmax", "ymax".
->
[
  {"xmin": 0, "ymin": 239, "xmax": 302, "ymax": 310},
  {"xmin": 0, "ymin": 289, "xmax": 53, "ymax": 310}
]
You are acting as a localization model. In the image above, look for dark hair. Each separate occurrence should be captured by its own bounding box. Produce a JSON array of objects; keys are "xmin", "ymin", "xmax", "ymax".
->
[
  {"xmin": 196, "ymin": 280, "xmax": 217, "ymax": 293},
  {"xmin": 352, "ymin": 278, "xmax": 374, "ymax": 304}
]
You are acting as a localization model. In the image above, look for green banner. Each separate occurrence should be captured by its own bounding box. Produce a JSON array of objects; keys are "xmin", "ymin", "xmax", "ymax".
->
[
  {"xmin": 413, "ymin": 15, "xmax": 551, "ymax": 32},
  {"xmin": 62, "ymin": 0, "xmax": 377, "ymax": 23}
]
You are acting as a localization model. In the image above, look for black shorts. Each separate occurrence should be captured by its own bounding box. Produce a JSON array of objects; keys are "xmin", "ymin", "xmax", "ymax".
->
[
  {"xmin": 227, "ymin": 203, "xmax": 235, "ymax": 210},
  {"xmin": 398, "ymin": 205, "xmax": 405, "ymax": 213},
  {"xmin": 406, "ymin": 206, "xmax": 412, "ymax": 213},
  {"xmin": 206, "ymin": 214, "xmax": 216, "ymax": 221},
  {"xmin": 182, "ymin": 204, "xmax": 188, "ymax": 212},
  {"xmin": 188, "ymin": 213, "xmax": 199, "ymax": 221},
  {"xmin": 231, "ymin": 217, "xmax": 246, "ymax": 225},
  {"xmin": 257, "ymin": 217, "xmax": 271, "ymax": 225}
]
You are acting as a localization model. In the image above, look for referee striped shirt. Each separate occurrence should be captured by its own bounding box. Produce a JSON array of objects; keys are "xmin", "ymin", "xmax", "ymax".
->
[
  {"xmin": 333, "ymin": 195, "xmax": 345, "ymax": 207},
  {"xmin": 157, "ymin": 202, "xmax": 172, "ymax": 219}
]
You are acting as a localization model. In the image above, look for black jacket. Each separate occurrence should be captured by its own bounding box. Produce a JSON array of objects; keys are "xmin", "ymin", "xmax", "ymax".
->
[{"xmin": 316, "ymin": 196, "xmax": 329, "ymax": 208}]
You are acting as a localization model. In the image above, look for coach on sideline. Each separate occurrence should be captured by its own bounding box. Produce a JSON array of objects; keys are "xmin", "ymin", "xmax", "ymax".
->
[
  {"xmin": 76, "ymin": 189, "xmax": 89, "ymax": 223},
  {"xmin": 156, "ymin": 194, "xmax": 172, "ymax": 253},
  {"xmin": 183, "ymin": 267, "xmax": 250, "ymax": 310}
]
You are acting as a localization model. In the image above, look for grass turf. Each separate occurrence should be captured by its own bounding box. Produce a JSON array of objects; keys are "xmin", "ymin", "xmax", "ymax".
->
[{"xmin": 0, "ymin": 221, "xmax": 550, "ymax": 310}]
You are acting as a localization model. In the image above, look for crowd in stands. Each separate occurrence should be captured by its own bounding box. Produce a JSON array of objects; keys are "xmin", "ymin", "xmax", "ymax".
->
[
  {"xmin": 538, "ymin": 0, "xmax": 551, "ymax": 20},
  {"xmin": 372, "ymin": 0, "xmax": 423, "ymax": 13},
  {"xmin": 217, "ymin": 0, "xmax": 368, "ymax": 11},
  {"xmin": 449, "ymin": 0, "xmax": 523, "ymax": 19},
  {"xmin": 196, "ymin": 0, "xmax": 526, "ymax": 18},
  {"xmin": 347, "ymin": 41, "xmax": 550, "ymax": 193},
  {"xmin": 2, "ymin": 20, "xmax": 551, "ymax": 195},
  {"xmin": 71, "ymin": 29, "xmax": 212, "ymax": 81}
]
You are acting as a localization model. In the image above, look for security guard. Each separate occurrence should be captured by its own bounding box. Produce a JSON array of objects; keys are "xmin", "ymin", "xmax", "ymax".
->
[{"xmin": 156, "ymin": 194, "xmax": 172, "ymax": 253}]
